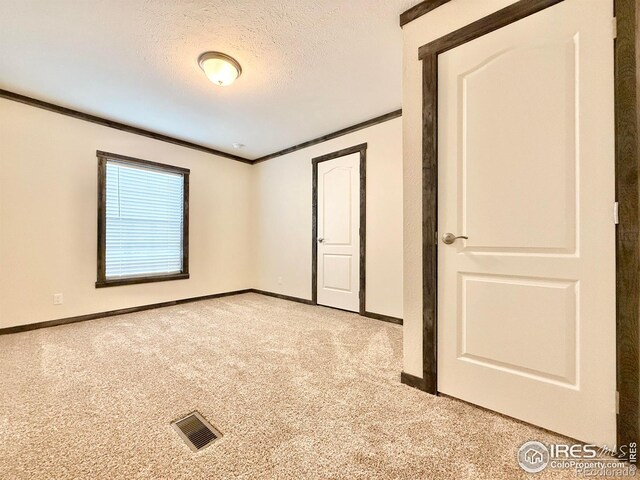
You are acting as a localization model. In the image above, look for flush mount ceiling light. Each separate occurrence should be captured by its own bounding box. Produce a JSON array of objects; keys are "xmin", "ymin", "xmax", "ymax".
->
[{"xmin": 198, "ymin": 52, "xmax": 242, "ymax": 87}]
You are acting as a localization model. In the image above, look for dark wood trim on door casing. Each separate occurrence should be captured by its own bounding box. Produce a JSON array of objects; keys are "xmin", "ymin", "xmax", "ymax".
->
[
  {"xmin": 614, "ymin": 0, "xmax": 640, "ymax": 451},
  {"xmin": 0, "ymin": 89, "xmax": 252, "ymax": 164},
  {"xmin": 417, "ymin": 0, "xmax": 563, "ymax": 60},
  {"xmin": 416, "ymin": 0, "xmax": 640, "ymax": 450},
  {"xmin": 416, "ymin": 0, "xmax": 565, "ymax": 395},
  {"xmin": 96, "ymin": 151, "xmax": 190, "ymax": 288},
  {"xmin": 312, "ymin": 144, "xmax": 367, "ymax": 315},
  {"xmin": 400, "ymin": 0, "xmax": 451, "ymax": 28}
]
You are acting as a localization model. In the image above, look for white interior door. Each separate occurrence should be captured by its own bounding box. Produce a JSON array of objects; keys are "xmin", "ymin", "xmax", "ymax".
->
[
  {"xmin": 317, "ymin": 153, "xmax": 360, "ymax": 312},
  {"xmin": 437, "ymin": 0, "xmax": 616, "ymax": 445}
]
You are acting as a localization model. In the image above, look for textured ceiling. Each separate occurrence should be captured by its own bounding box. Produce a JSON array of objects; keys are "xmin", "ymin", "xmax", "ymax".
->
[{"xmin": 0, "ymin": 0, "xmax": 415, "ymax": 159}]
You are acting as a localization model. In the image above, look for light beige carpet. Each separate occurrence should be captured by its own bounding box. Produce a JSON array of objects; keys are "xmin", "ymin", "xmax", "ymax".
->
[{"xmin": 0, "ymin": 293, "xmax": 628, "ymax": 479}]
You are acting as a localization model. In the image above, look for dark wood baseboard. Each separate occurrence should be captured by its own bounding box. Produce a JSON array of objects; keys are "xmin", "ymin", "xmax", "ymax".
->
[
  {"xmin": 0, "ymin": 289, "xmax": 252, "ymax": 335},
  {"xmin": 0, "ymin": 288, "xmax": 402, "ymax": 336},
  {"xmin": 254, "ymin": 289, "xmax": 403, "ymax": 325},
  {"xmin": 249, "ymin": 289, "xmax": 314, "ymax": 305},
  {"xmin": 400, "ymin": 371, "xmax": 427, "ymax": 391},
  {"xmin": 362, "ymin": 311, "xmax": 403, "ymax": 325}
]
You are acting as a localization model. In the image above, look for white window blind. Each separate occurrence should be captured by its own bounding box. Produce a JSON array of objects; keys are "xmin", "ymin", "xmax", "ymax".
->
[{"xmin": 105, "ymin": 161, "xmax": 185, "ymax": 279}]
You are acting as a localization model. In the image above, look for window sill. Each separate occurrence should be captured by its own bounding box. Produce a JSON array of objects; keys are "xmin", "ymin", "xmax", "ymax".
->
[{"xmin": 95, "ymin": 273, "xmax": 190, "ymax": 288}]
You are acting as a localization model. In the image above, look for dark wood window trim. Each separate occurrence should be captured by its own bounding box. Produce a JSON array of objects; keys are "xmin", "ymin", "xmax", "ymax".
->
[
  {"xmin": 312, "ymin": 143, "xmax": 367, "ymax": 315},
  {"xmin": 96, "ymin": 151, "xmax": 190, "ymax": 288},
  {"xmin": 415, "ymin": 0, "xmax": 640, "ymax": 448}
]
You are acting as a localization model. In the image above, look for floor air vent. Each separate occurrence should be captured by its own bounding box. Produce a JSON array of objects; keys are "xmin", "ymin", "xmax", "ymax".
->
[{"xmin": 171, "ymin": 411, "xmax": 222, "ymax": 452}]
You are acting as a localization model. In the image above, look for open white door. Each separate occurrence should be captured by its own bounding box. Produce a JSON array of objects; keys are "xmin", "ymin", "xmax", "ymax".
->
[
  {"xmin": 316, "ymin": 153, "xmax": 360, "ymax": 312},
  {"xmin": 437, "ymin": 0, "xmax": 616, "ymax": 445}
]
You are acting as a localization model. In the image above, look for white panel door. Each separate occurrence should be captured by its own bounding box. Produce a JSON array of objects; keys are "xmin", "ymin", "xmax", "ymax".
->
[
  {"xmin": 437, "ymin": 0, "xmax": 616, "ymax": 445},
  {"xmin": 317, "ymin": 153, "xmax": 360, "ymax": 312}
]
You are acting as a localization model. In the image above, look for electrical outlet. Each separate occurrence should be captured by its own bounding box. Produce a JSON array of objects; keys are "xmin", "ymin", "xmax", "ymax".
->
[
  {"xmin": 53, "ymin": 293, "xmax": 64, "ymax": 305},
  {"xmin": 277, "ymin": 276, "xmax": 283, "ymax": 285}
]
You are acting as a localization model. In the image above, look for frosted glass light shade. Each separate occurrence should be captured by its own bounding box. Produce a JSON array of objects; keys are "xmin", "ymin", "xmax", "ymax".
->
[{"xmin": 198, "ymin": 52, "xmax": 242, "ymax": 87}]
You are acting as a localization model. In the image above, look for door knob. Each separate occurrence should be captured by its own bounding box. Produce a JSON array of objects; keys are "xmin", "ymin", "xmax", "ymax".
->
[
  {"xmin": 318, "ymin": 238, "xmax": 324, "ymax": 243},
  {"xmin": 442, "ymin": 233, "xmax": 468, "ymax": 245}
]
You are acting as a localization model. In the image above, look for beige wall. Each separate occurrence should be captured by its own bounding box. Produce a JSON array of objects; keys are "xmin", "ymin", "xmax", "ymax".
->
[
  {"xmin": 0, "ymin": 99, "xmax": 403, "ymax": 328},
  {"xmin": 0, "ymin": 99, "xmax": 253, "ymax": 329},
  {"xmin": 252, "ymin": 118, "xmax": 403, "ymax": 319},
  {"xmin": 402, "ymin": 0, "xmax": 518, "ymax": 376}
]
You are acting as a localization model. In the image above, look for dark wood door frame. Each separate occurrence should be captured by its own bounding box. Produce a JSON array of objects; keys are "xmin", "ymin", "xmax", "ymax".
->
[
  {"xmin": 414, "ymin": 0, "xmax": 639, "ymax": 448},
  {"xmin": 312, "ymin": 143, "xmax": 367, "ymax": 315},
  {"xmin": 613, "ymin": 0, "xmax": 639, "ymax": 451}
]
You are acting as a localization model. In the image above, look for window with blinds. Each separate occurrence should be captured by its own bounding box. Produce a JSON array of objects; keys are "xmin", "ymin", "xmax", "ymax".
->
[{"xmin": 96, "ymin": 152, "xmax": 189, "ymax": 287}]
